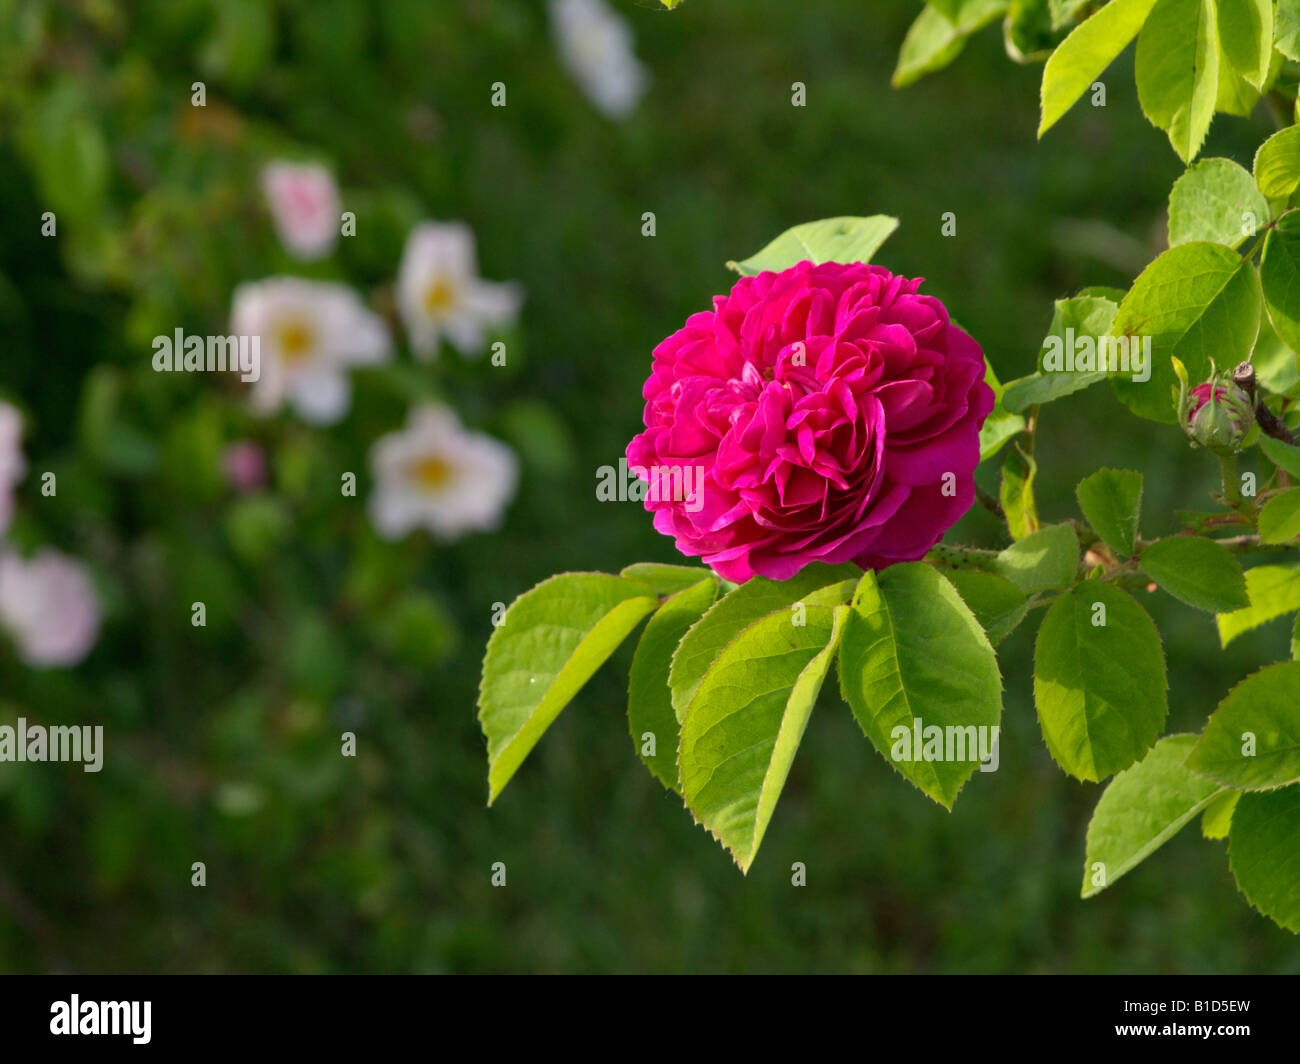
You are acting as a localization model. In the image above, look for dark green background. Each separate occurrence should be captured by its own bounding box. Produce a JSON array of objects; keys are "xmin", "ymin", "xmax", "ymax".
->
[{"xmin": 0, "ymin": 0, "xmax": 1295, "ymax": 972}]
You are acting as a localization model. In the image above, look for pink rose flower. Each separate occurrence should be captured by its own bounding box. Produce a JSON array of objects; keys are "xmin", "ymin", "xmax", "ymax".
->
[
  {"xmin": 0, "ymin": 549, "xmax": 101, "ymax": 667},
  {"xmin": 626, "ymin": 260, "xmax": 995, "ymax": 582},
  {"xmin": 260, "ymin": 161, "xmax": 341, "ymax": 261}
]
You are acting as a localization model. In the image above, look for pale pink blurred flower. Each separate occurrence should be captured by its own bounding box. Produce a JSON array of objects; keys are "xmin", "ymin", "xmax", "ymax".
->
[
  {"xmin": 368, "ymin": 404, "xmax": 518, "ymax": 540},
  {"xmin": 396, "ymin": 222, "xmax": 523, "ymax": 361},
  {"xmin": 261, "ymin": 161, "xmax": 341, "ymax": 261},
  {"xmin": 231, "ymin": 277, "xmax": 391, "ymax": 425},
  {"xmin": 223, "ymin": 441, "xmax": 267, "ymax": 492},
  {"xmin": 0, "ymin": 549, "xmax": 101, "ymax": 667},
  {"xmin": 0, "ymin": 401, "xmax": 24, "ymax": 535},
  {"xmin": 550, "ymin": 0, "xmax": 649, "ymax": 119}
]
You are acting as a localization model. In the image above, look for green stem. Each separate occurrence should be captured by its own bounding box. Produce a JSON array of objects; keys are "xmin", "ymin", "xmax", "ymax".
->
[{"xmin": 1218, "ymin": 452, "xmax": 1243, "ymax": 508}]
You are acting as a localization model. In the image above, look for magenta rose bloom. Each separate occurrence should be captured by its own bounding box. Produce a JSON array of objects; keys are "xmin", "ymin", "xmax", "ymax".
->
[{"xmin": 626, "ymin": 260, "xmax": 995, "ymax": 583}]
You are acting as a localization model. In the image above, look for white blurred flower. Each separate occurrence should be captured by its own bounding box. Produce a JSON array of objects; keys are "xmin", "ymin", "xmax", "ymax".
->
[
  {"xmin": 369, "ymin": 404, "xmax": 518, "ymax": 540},
  {"xmin": 261, "ymin": 161, "xmax": 341, "ymax": 261},
  {"xmin": 550, "ymin": 0, "xmax": 649, "ymax": 119},
  {"xmin": 0, "ymin": 401, "xmax": 25, "ymax": 535},
  {"xmin": 0, "ymin": 549, "xmax": 101, "ymax": 668},
  {"xmin": 231, "ymin": 278, "xmax": 391, "ymax": 425},
  {"xmin": 396, "ymin": 222, "xmax": 523, "ymax": 361}
]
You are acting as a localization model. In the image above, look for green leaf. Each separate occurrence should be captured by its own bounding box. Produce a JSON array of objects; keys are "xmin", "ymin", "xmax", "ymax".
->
[
  {"xmin": 727, "ymin": 216, "xmax": 899, "ymax": 276},
  {"xmin": 1216, "ymin": 0, "xmax": 1271, "ymax": 88},
  {"xmin": 1260, "ymin": 214, "xmax": 1300, "ymax": 359},
  {"xmin": 1039, "ymin": 0, "xmax": 1160, "ymax": 136},
  {"xmin": 1005, "ymin": 0, "xmax": 1068, "ymax": 62},
  {"xmin": 1167, "ymin": 158, "xmax": 1270, "ymax": 249},
  {"xmin": 1109, "ymin": 242, "xmax": 1261, "ymax": 423},
  {"xmin": 1217, "ymin": 562, "xmax": 1300, "ymax": 645},
  {"xmin": 1076, "ymin": 468, "xmax": 1143, "ymax": 556},
  {"xmin": 979, "ymin": 361, "xmax": 1027, "ymax": 462},
  {"xmin": 944, "ymin": 569, "xmax": 1030, "ymax": 644},
  {"xmin": 1279, "ymin": 0, "xmax": 1300, "ymax": 61},
  {"xmin": 1259, "ymin": 488, "xmax": 1300, "ymax": 543},
  {"xmin": 1257, "ymin": 127, "xmax": 1300, "ymax": 200},
  {"xmin": 679, "ymin": 605, "xmax": 846, "ymax": 871},
  {"xmin": 893, "ymin": 1, "xmax": 1010, "ymax": 88},
  {"xmin": 1187, "ymin": 661, "xmax": 1300, "ymax": 790},
  {"xmin": 1034, "ymin": 583, "xmax": 1168, "ymax": 781},
  {"xmin": 627, "ymin": 577, "xmax": 717, "ymax": 792},
  {"xmin": 1134, "ymin": 0, "xmax": 1218, "ymax": 163},
  {"xmin": 660, "ymin": 0, "xmax": 685, "ymax": 7},
  {"xmin": 1049, "ymin": 0, "xmax": 1090, "ymax": 28},
  {"xmin": 1000, "ymin": 443, "xmax": 1039, "ymax": 540},
  {"xmin": 1259, "ymin": 435, "xmax": 1300, "ymax": 480},
  {"xmin": 620, "ymin": 562, "xmax": 717, "ymax": 597},
  {"xmin": 1229, "ymin": 786, "xmax": 1300, "ymax": 932},
  {"xmin": 669, "ymin": 563, "xmax": 861, "ymax": 721},
  {"xmin": 1080, "ymin": 734, "xmax": 1223, "ymax": 897},
  {"xmin": 838, "ymin": 564, "xmax": 1003, "ymax": 809},
  {"xmin": 1002, "ymin": 295, "xmax": 1119, "ymax": 412},
  {"xmin": 1202, "ymin": 789, "xmax": 1240, "ymax": 839},
  {"xmin": 1294, "ymin": 613, "xmax": 1300, "ymax": 660},
  {"xmin": 479, "ymin": 573, "xmax": 659, "ymax": 803},
  {"xmin": 992, "ymin": 523, "xmax": 1080, "ymax": 592},
  {"xmin": 1139, "ymin": 536, "xmax": 1250, "ymax": 612}
]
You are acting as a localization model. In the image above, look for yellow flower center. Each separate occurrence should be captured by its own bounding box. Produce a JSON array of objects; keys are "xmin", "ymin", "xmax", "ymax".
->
[
  {"xmin": 423, "ymin": 277, "xmax": 458, "ymax": 316},
  {"xmin": 412, "ymin": 455, "xmax": 453, "ymax": 490},
  {"xmin": 276, "ymin": 320, "xmax": 316, "ymax": 363}
]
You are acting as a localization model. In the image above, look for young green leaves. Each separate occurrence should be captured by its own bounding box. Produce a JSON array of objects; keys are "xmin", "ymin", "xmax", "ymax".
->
[
  {"xmin": 479, "ymin": 572, "xmax": 660, "ymax": 803},
  {"xmin": 726, "ymin": 216, "xmax": 899, "ymax": 277}
]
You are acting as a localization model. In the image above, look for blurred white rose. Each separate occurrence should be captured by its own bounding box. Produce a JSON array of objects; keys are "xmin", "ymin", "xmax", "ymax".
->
[
  {"xmin": 261, "ymin": 161, "xmax": 341, "ymax": 261},
  {"xmin": 396, "ymin": 222, "xmax": 523, "ymax": 361},
  {"xmin": 231, "ymin": 278, "xmax": 391, "ymax": 425},
  {"xmin": 0, "ymin": 401, "xmax": 25, "ymax": 535},
  {"xmin": 550, "ymin": 0, "xmax": 649, "ymax": 119},
  {"xmin": 0, "ymin": 549, "xmax": 101, "ymax": 668},
  {"xmin": 369, "ymin": 404, "xmax": 518, "ymax": 540}
]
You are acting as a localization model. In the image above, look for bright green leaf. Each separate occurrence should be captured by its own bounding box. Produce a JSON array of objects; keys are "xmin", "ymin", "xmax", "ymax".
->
[
  {"xmin": 1167, "ymin": 158, "xmax": 1269, "ymax": 249},
  {"xmin": 1187, "ymin": 661, "xmax": 1300, "ymax": 790},
  {"xmin": 727, "ymin": 216, "xmax": 899, "ymax": 276},
  {"xmin": 1217, "ymin": 562, "xmax": 1300, "ymax": 645},
  {"xmin": 1109, "ymin": 243, "xmax": 1261, "ymax": 423},
  {"xmin": 979, "ymin": 361, "xmax": 1027, "ymax": 462},
  {"xmin": 1076, "ymin": 468, "xmax": 1143, "ymax": 556},
  {"xmin": 627, "ymin": 578, "xmax": 717, "ymax": 791},
  {"xmin": 1134, "ymin": 0, "xmax": 1218, "ymax": 164},
  {"xmin": 1001, "ymin": 443, "xmax": 1039, "ymax": 540},
  {"xmin": 1259, "ymin": 488, "xmax": 1300, "ymax": 543},
  {"xmin": 1260, "ymin": 435, "xmax": 1300, "ymax": 479},
  {"xmin": 1202, "ymin": 789, "xmax": 1240, "ymax": 839},
  {"xmin": 1279, "ymin": 0, "xmax": 1300, "ymax": 61},
  {"xmin": 893, "ymin": 1, "xmax": 1010, "ymax": 88},
  {"xmin": 1260, "ymin": 214, "xmax": 1300, "ymax": 359},
  {"xmin": 679, "ymin": 605, "xmax": 846, "ymax": 871},
  {"xmin": 1229, "ymin": 787, "xmax": 1300, "ymax": 932},
  {"xmin": 1217, "ymin": 0, "xmax": 1271, "ymax": 88},
  {"xmin": 1039, "ymin": 0, "xmax": 1160, "ymax": 136},
  {"xmin": 1139, "ymin": 536, "xmax": 1250, "ymax": 612},
  {"xmin": 620, "ymin": 562, "xmax": 717, "ymax": 597},
  {"xmin": 479, "ymin": 573, "xmax": 659, "ymax": 803},
  {"xmin": 992, "ymin": 523, "xmax": 1080, "ymax": 592},
  {"xmin": 944, "ymin": 569, "xmax": 1030, "ymax": 644},
  {"xmin": 669, "ymin": 563, "xmax": 861, "ymax": 721},
  {"xmin": 1254, "ymin": 125, "xmax": 1300, "ymax": 199},
  {"xmin": 1034, "ymin": 583, "xmax": 1168, "ymax": 781},
  {"xmin": 838, "ymin": 564, "xmax": 1003, "ymax": 809},
  {"xmin": 1081, "ymin": 734, "xmax": 1223, "ymax": 896}
]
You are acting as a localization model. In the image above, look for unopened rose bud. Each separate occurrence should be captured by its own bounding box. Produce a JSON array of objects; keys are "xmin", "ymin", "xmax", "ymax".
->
[{"xmin": 1179, "ymin": 378, "xmax": 1252, "ymax": 456}]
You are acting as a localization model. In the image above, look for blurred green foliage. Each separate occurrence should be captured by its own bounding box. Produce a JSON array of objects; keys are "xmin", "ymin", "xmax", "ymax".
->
[{"xmin": 0, "ymin": 0, "xmax": 1297, "ymax": 972}]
